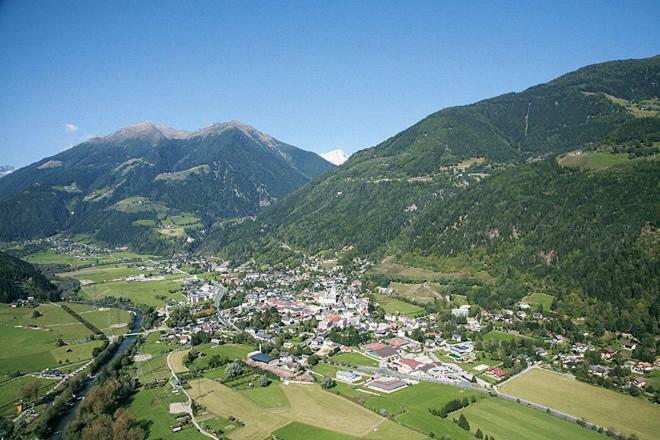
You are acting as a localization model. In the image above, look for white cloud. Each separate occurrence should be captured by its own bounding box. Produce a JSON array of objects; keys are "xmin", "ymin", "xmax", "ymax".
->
[{"xmin": 65, "ymin": 123, "xmax": 79, "ymax": 133}]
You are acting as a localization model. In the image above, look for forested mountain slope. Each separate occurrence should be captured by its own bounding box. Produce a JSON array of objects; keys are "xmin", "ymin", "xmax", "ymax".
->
[
  {"xmin": 206, "ymin": 56, "xmax": 660, "ymax": 338},
  {"xmin": 0, "ymin": 121, "xmax": 334, "ymax": 251},
  {"xmin": 0, "ymin": 251, "xmax": 59, "ymax": 303},
  {"xmin": 206, "ymin": 55, "xmax": 660, "ymax": 258}
]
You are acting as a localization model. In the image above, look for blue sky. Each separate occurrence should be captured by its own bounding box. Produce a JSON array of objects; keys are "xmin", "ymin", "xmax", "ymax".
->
[{"xmin": 1, "ymin": 1, "xmax": 659, "ymax": 167}]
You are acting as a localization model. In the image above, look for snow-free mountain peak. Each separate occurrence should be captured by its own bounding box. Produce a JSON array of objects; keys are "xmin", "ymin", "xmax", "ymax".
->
[{"xmin": 100, "ymin": 120, "xmax": 190, "ymax": 143}]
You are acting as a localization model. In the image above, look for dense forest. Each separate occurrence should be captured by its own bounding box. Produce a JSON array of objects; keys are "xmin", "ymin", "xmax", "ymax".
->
[{"xmin": 0, "ymin": 251, "xmax": 59, "ymax": 302}]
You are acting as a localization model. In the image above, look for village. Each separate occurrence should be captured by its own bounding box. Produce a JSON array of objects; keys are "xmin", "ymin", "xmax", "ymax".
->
[{"xmin": 142, "ymin": 252, "xmax": 659, "ymax": 402}]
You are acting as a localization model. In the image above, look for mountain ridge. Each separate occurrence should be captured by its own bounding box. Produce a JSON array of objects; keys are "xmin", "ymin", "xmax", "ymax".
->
[{"xmin": 0, "ymin": 121, "xmax": 335, "ymax": 250}]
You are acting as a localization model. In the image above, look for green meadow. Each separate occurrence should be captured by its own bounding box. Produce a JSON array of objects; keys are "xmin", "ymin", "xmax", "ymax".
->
[
  {"xmin": 273, "ymin": 422, "xmax": 360, "ymax": 440},
  {"xmin": 523, "ymin": 292, "xmax": 555, "ymax": 311},
  {"xmin": 458, "ymin": 397, "xmax": 606, "ymax": 440},
  {"xmin": 126, "ymin": 385, "xmax": 207, "ymax": 440},
  {"xmin": 330, "ymin": 352, "xmax": 379, "ymax": 367},
  {"xmin": 363, "ymin": 381, "xmax": 480, "ymax": 439},
  {"xmin": 0, "ymin": 376, "xmax": 58, "ymax": 416},
  {"xmin": 374, "ymin": 294, "xmax": 424, "ymax": 317},
  {"xmin": 80, "ymin": 275, "xmax": 186, "ymax": 307}
]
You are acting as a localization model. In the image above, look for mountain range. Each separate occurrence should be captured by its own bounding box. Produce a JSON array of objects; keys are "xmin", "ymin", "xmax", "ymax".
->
[
  {"xmin": 0, "ymin": 56, "xmax": 658, "ymax": 337},
  {"xmin": 0, "ymin": 121, "xmax": 334, "ymax": 251},
  {"xmin": 205, "ymin": 56, "xmax": 659, "ymax": 337}
]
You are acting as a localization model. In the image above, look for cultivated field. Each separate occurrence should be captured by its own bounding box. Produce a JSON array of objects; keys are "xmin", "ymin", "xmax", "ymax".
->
[
  {"xmin": 500, "ymin": 368, "xmax": 660, "ymax": 440},
  {"xmin": 273, "ymin": 422, "xmax": 359, "ymax": 440},
  {"xmin": 370, "ymin": 261, "xmax": 463, "ymax": 282},
  {"xmin": 187, "ymin": 379, "xmax": 424, "ymax": 440},
  {"xmin": 59, "ymin": 264, "xmax": 151, "ymax": 283},
  {"xmin": 66, "ymin": 303, "xmax": 132, "ymax": 336},
  {"xmin": 25, "ymin": 248, "xmax": 158, "ymax": 267},
  {"xmin": 133, "ymin": 332, "xmax": 173, "ymax": 383},
  {"xmin": 80, "ymin": 275, "xmax": 186, "ymax": 307},
  {"xmin": 0, "ymin": 376, "xmax": 57, "ymax": 417},
  {"xmin": 168, "ymin": 350, "xmax": 190, "ymax": 374},
  {"xmin": 458, "ymin": 396, "xmax": 606, "ymax": 440},
  {"xmin": 0, "ymin": 303, "xmax": 104, "ymax": 376}
]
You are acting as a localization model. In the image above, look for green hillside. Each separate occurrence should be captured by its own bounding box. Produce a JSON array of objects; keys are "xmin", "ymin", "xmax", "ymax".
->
[
  {"xmin": 0, "ymin": 251, "xmax": 59, "ymax": 303},
  {"xmin": 0, "ymin": 121, "xmax": 334, "ymax": 252},
  {"xmin": 206, "ymin": 56, "xmax": 660, "ymax": 338}
]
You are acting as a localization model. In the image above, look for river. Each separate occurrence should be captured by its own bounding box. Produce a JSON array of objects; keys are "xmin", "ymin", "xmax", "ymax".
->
[{"xmin": 49, "ymin": 310, "xmax": 143, "ymax": 439}]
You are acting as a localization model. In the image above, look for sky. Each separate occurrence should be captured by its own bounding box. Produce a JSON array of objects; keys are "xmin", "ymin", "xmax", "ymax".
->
[{"xmin": 1, "ymin": 1, "xmax": 659, "ymax": 168}]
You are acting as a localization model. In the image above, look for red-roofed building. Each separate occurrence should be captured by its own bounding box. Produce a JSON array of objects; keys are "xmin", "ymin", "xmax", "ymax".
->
[
  {"xmin": 397, "ymin": 358, "xmax": 423, "ymax": 373},
  {"xmin": 385, "ymin": 337, "xmax": 408, "ymax": 347},
  {"xmin": 484, "ymin": 367, "xmax": 507, "ymax": 381},
  {"xmin": 364, "ymin": 342, "xmax": 386, "ymax": 352}
]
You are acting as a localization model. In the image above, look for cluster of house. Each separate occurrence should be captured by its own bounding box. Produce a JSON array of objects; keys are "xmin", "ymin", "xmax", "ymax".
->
[
  {"xmin": 183, "ymin": 279, "xmax": 225, "ymax": 304},
  {"xmin": 356, "ymin": 337, "xmax": 477, "ymax": 384},
  {"xmin": 39, "ymin": 236, "xmax": 115, "ymax": 259}
]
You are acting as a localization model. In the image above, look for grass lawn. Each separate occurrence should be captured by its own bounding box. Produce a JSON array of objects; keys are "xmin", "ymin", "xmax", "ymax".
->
[
  {"xmin": 331, "ymin": 352, "xmax": 379, "ymax": 367},
  {"xmin": 80, "ymin": 276, "xmax": 186, "ymax": 307},
  {"xmin": 523, "ymin": 292, "xmax": 554, "ymax": 312},
  {"xmin": 374, "ymin": 294, "xmax": 424, "ymax": 317},
  {"xmin": 558, "ymin": 151, "xmax": 630, "ymax": 170},
  {"xmin": 126, "ymin": 385, "xmax": 206, "ymax": 440},
  {"xmin": 500, "ymin": 368, "xmax": 660, "ymax": 440},
  {"xmin": 0, "ymin": 376, "xmax": 58, "ymax": 416},
  {"xmin": 273, "ymin": 422, "xmax": 359, "ymax": 440},
  {"xmin": 458, "ymin": 396, "xmax": 606, "ymax": 440}
]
